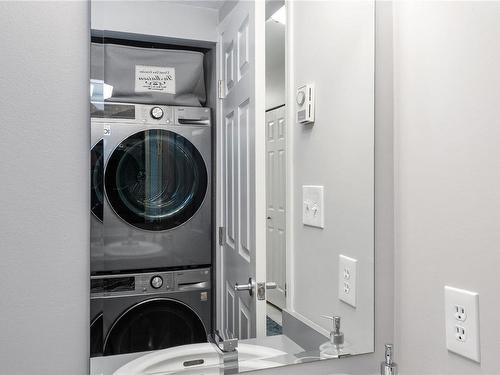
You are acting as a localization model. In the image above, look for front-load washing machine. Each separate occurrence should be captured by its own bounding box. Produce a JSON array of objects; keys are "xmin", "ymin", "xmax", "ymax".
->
[
  {"xmin": 90, "ymin": 268, "xmax": 211, "ymax": 357},
  {"xmin": 95, "ymin": 103, "xmax": 212, "ymax": 273}
]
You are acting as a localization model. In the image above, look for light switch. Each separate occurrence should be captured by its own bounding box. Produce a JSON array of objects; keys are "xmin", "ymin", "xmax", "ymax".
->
[
  {"xmin": 302, "ymin": 185, "xmax": 324, "ymax": 228},
  {"xmin": 338, "ymin": 255, "xmax": 357, "ymax": 307}
]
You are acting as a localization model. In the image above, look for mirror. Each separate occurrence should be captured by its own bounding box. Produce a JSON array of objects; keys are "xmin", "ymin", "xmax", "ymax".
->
[{"xmin": 89, "ymin": 1, "xmax": 374, "ymax": 374}]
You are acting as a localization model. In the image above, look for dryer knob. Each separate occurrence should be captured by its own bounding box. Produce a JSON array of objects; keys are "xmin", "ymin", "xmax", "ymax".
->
[
  {"xmin": 150, "ymin": 275, "xmax": 163, "ymax": 289},
  {"xmin": 150, "ymin": 107, "xmax": 164, "ymax": 120}
]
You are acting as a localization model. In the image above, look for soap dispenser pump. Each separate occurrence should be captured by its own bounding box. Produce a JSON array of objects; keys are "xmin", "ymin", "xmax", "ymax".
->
[
  {"xmin": 319, "ymin": 315, "xmax": 346, "ymax": 358},
  {"xmin": 381, "ymin": 344, "xmax": 398, "ymax": 375}
]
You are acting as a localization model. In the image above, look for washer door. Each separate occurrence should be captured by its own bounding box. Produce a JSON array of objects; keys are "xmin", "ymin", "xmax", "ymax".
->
[
  {"xmin": 90, "ymin": 313, "xmax": 103, "ymax": 357},
  {"xmin": 103, "ymin": 299, "xmax": 207, "ymax": 356},
  {"xmin": 105, "ymin": 129, "xmax": 208, "ymax": 231},
  {"xmin": 91, "ymin": 139, "xmax": 104, "ymax": 222}
]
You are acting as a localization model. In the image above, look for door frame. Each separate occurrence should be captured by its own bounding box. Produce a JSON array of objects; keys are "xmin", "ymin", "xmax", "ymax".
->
[
  {"xmin": 215, "ymin": 28, "xmax": 223, "ymax": 334},
  {"xmin": 284, "ymin": 0, "xmax": 294, "ymax": 316}
]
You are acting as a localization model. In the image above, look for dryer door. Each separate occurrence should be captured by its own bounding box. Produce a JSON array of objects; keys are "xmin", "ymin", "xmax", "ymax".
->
[
  {"xmin": 103, "ymin": 298, "xmax": 207, "ymax": 356},
  {"xmin": 105, "ymin": 129, "xmax": 208, "ymax": 231},
  {"xmin": 91, "ymin": 139, "xmax": 104, "ymax": 222}
]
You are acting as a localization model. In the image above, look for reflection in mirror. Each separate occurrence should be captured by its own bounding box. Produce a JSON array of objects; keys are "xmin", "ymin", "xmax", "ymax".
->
[
  {"xmin": 90, "ymin": 27, "xmax": 105, "ymax": 360},
  {"xmin": 265, "ymin": 3, "xmax": 286, "ymax": 339},
  {"xmin": 89, "ymin": 1, "xmax": 374, "ymax": 374}
]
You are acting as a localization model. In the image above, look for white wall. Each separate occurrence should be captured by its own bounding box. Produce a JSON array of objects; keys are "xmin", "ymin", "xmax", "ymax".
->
[
  {"xmin": 91, "ymin": 1, "xmax": 218, "ymax": 42},
  {"xmin": 394, "ymin": 2, "xmax": 500, "ymax": 374},
  {"xmin": 286, "ymin": 0, "xmax": 375, "ymax": 354},
  {"xmin": 0, "ymin": 1, "xmax": 90, "ymax": 374}
]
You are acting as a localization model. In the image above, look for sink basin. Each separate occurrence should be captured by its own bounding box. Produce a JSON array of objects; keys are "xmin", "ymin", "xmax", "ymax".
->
[{"xmin": 113, "ymin": 343, "xmax": 287, "ymax": 375}]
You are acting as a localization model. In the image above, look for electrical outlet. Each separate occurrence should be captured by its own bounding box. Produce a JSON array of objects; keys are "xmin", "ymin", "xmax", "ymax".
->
[
  {"xmin": 343, "ymin": 281, "xmax": 350, "ymax": 294},
  {"xmin": 444, "ymin": 286, "xmax": 480, "ymax": 362},
  {"xmin": 454, "ymin": 305, "xmax": 467, "ymax": 322},
  {"xmin": 455, "ymin": 325, "xmax": 466, "ymax": 342},
  {"xmin": 338, "ymin": 255, "xmax": 357, "ymax": 307}
]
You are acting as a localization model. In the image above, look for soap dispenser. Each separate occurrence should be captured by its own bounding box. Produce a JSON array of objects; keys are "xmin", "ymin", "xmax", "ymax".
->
[
  {"xmin": 319, "ymin": 315, "xmax": 348, "ymax": 358},
  {"xmin": 380, "ymin": 344, "xmax": 398, "ymax": 375}
]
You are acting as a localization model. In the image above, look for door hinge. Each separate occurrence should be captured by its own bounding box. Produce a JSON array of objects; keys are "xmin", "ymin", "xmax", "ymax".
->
[
  {"xmin": 218, "ymin": 226, "xmax": 225, "ymax": 246},
  {"xmin": 218, "ymin": 80, "xmax": 225, "ymax": 99},
  {"xmin": 285, "ymin": 283, "xmax": 287, "ymax": 297}
]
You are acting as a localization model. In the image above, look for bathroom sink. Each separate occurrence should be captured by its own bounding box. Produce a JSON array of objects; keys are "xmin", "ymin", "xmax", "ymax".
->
[{"xmin": 113, "ymin": 342, "xmax": 287, "ymax": 375}]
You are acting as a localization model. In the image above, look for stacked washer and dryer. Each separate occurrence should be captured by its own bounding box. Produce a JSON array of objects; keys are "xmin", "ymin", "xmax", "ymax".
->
[{"xmin": 90, "ymin": 41, "xmax": 213, "ymax": 357}]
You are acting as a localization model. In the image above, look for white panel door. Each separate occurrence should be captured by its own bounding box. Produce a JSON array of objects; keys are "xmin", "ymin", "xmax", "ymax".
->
[
  {"xmin": 218, "ymin": 0, "xmax": 266, "ymax": 339},
  {"xmin": 265, "ymin": 106, "xmax": 286, "ymax": 310}
]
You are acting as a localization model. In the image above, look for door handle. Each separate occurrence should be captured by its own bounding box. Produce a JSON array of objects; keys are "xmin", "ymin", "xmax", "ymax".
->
[
  {"xmin": 234, "ymin": 278, "xmax": 255, "ymax": 296},
  {"xmin": 234, "ymin": 279, "xmax": 278, "ymax": 298}
]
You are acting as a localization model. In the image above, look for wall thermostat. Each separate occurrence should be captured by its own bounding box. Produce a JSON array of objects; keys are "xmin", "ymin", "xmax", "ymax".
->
[{"xmin": 296, "ymin": 83, "xmax": 315, "ymax": 124}]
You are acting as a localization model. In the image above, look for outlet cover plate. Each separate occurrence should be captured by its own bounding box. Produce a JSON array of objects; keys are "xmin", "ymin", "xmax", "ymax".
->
[
  {"xmin": 444, "ymin": 286, "xmax": 480, "ymax": 362},
  {"xmin": 302, "ymin": 185, "xmax": 324, "ymax": 228},
  {"xmin": 338, "ymin": 255, "xmax": 357, "ymax": 307}
]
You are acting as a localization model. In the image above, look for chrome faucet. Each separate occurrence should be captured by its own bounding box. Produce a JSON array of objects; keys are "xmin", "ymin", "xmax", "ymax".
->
[{"xmin": 209, "ymin": 329, "xmax": 239, "ymax": 374}]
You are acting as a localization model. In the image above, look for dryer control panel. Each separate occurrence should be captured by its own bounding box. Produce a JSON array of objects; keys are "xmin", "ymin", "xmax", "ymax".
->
[
  {"xmin": 92, "ymin": 103, "xmax": 211, "ymax": 127},
  {"xmin": 137, "ymin": 105, "xmax": 174, "ymax": 124}
]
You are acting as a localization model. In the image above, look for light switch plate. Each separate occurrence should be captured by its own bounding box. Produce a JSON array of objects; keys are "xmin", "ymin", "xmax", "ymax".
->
[
  {"xmin": 338, "ymin": 255, "xmax": 357, "ymax": 307},
  {"xmin": 302, "ymin": 185, "xmax": 324, "ymax": 228},
  {"xmin": 444, "ymin": 286, "xmax": 480, "ymax": 362}
]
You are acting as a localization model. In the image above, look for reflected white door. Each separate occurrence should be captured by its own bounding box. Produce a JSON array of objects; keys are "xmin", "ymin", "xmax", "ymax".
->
[
  {"xmin": 218, "ymin": 0, "xmax": 266, "ymax": 339},
  {"xmin": 265, "ymin": 106, "xmax": 286, "ymax": 310}
]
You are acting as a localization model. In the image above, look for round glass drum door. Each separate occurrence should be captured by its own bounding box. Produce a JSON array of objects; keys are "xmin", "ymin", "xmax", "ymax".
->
[
  {"xmin": 90, "ymin": 313, "xmax": 103, "ymax": 357},
  {"xmin": 105, "ymin": 129, "xmax": 208, "ymax": 231},
  {"xmin": 103, "ymin": 299, "xmax": 207, "ymax": 356},
  {"xmin": 91, "ymin": 139, "xmax": 104, "ymax": 222}
]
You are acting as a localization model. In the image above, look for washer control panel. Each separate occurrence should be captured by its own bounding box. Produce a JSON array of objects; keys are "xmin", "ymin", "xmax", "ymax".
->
[
  {"xmin": 90, "ymin": 268, "xmax": 211, "ymax": 297},
  {"xmin": 138, "ymin": 272, "xmax": 173, "ymax": 293}
]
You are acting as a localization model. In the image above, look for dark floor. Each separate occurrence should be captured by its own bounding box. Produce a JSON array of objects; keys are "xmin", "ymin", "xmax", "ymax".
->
[{"xmin": 266, "ymin": 316, "xmax": 283, "ymax": 336}]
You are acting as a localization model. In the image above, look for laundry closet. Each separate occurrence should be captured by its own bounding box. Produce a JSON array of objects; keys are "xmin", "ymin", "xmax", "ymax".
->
[
  {"xmin": 89, "ymin": 2, "xmax": 220, "ymax": 357},
  {"xmin": 89, "ymin": 0, "xmax": 273, "ymax": 360}
]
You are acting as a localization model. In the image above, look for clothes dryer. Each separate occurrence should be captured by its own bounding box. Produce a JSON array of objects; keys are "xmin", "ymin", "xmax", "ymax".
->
[
  {"xmin": 94, "ymin": 103, "xmax": 212, "ymax": 272},
  {"xmin": 91, "ymin": 112, "xmax": 104, "ymax": 273}
]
